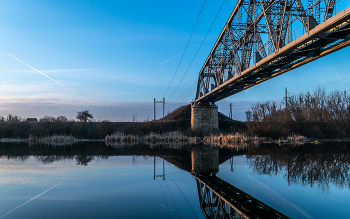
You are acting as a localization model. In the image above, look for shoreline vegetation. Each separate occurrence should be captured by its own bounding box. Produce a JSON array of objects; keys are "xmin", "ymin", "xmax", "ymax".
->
[
  {"xmin": 0, "ymin": 132, "xmax": 347, "ymax": 147},
  {"xmin": 245, "ymin": 88, "xmax": 350, "ymax": 139}
]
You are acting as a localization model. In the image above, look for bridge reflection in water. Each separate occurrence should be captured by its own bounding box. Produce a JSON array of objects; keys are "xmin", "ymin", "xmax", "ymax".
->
[{"xmin": 190, "ymin": 148, "xmax": 289, "ymax": 219}]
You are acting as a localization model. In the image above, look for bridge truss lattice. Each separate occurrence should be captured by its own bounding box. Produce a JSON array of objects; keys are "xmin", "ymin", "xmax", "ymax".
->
[{"xmin": 196, "ymin": 0, "xmax": 350, "ymax": 103}]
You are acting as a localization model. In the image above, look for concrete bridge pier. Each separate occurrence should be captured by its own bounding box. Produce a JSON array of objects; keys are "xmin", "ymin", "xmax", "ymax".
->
[{"xmin": 191, "ymin": 102, "xmax": 218, "ymax": 130}]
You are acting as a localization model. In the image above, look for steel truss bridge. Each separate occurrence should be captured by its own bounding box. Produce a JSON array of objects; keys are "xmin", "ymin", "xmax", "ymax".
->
[{"xmin": 195, "ymin": 0, "xmax": 350, "ymax": 103}]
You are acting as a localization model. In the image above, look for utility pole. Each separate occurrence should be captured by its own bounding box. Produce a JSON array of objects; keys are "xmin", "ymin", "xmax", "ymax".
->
[
  {"xmin": 153, "ymin": 156, "xmax": 165, "ymax": 181},
  {"xmin": 228, "ymin": 103, "xmax": 233, "ymax": 119},
  {"xmin": 284, "ymin": 87, "xmax": 289, "ymax": 108},
  {"xmin": 154, "ymin": 98, "xmax": 165, "ymax": 121},
  {"xmin": 154, "ymin": 155, "xmax": 156, "ymax": 180},
  {"xmin": 154, "ymin": 98, "xmax": 156, "ymax": 121},
  {"xmin": 163, "ymin": 155, "xmax": 165, "ymax": 181},
  {"xmin": 230, "ymin": 157, "xmax": 234, "ymax": 172},
  {"xmin": 163, "ymin": 97, "xmax": 165, "ymax": 122}
]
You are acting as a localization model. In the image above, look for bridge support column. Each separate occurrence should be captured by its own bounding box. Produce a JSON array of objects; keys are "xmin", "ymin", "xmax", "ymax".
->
[{"xmin": 191, "ymin": 102, "xmax": 218, "ymax": 130}]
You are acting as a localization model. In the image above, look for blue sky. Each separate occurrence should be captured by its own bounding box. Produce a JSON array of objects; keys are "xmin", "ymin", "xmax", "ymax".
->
[{"xmin": 0, "ymin": 0, "xmax": 350, "ymax": 121}]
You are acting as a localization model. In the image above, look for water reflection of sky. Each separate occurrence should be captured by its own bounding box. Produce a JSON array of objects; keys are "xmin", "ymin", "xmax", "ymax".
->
[
  {"xmin": 0, "ymin": 156, "xmax": 204, "ymax": 219},
  {"xmin": 219, "ymin": 155, "xmax": 350, "ymax": 219}
]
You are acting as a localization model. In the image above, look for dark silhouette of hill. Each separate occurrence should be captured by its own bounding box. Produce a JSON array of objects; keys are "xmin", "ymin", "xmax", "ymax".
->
[
  {"xmin": 162, "ymin": 104, "xmax": 247, "ymax": 132},
  {"xmin": 163, "ymin": 104, "xmax": 192, "ymax": 121}
]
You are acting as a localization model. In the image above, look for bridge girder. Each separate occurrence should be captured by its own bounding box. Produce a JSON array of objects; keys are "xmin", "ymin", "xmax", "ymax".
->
[{"xmin": 196, "ymin": 0, "xmax": 350, "ymax": 103}]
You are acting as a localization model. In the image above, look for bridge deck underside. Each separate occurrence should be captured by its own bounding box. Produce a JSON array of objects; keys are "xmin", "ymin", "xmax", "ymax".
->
[{"xmin": 196, "ymin": 6, "xmax": 350, "ymax": 103}]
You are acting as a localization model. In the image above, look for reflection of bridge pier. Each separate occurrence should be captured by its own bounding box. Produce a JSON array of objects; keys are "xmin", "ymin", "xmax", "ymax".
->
[{"xmin": 191, "ymin": 148, "xmax": 219, "ymax": 176}]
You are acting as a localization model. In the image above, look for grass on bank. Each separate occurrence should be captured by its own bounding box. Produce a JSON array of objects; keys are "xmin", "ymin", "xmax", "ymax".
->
[{"xmin": 105, "ymin": 131, "xmax": 201, "ymax": 144}]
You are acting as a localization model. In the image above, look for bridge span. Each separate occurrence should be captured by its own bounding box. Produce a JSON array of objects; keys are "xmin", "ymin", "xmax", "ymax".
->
[
  {"xmin": 190, "ymin": 0, "xmax": 350, "ymax": 130},
  {"xmin": 195, "ymin": 0, "xmax": 350, "ymax": 103}
]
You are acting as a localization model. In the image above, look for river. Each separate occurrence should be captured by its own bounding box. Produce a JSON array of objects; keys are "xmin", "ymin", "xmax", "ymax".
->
[{"xmin": 0, "ymin": 142, "xmax": 349, "ymax": 218}]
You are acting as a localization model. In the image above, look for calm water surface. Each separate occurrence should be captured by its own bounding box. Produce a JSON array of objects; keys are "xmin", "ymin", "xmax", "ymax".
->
[{"xmin": 0, "ymin": 143, "xmax": 350, "ymax": 218}]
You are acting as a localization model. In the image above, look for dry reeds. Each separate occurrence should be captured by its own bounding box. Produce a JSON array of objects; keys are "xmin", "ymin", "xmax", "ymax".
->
[
  {"xmin": 278, "ymin": 134, "xmax": 309, "ymax": 146},
  {"xmin": 143, "ymin": 131, "xmax": 188, "ymax": 143},
  {"xmin": 104, "ymin": 133, "xmax": 140, "ymax": 143},
  {"xmin": 286, "ymin": 133, "xmax": 307, "ymax": 141},
  {"xmin": 29, "ymin": 134, "xmax": 85, "ymax": 146},
  {"xmin": 105, "ymin": 131, "xmax": 200, "ymax": 145},
  {"xmin": 203, "ymin": 133, "xmax": 266, "ymax": 148}
]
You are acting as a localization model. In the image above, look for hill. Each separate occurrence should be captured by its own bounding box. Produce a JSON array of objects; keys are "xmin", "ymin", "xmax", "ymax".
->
[{"xmin": 162, "ymin": 104, "xmax": 246, "ymax": 132}]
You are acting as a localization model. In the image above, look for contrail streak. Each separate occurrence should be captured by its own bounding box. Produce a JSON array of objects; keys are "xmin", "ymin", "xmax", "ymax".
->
[
  {"xmin": 0, "ymin": 181, "xmax": 64, "ymax": 218},
  {"xmin": 0, "ymin": 49, "xmax": 66, "ymax": 88},
  {"xmin": 159, "ymin": 54, "xmax": 181, "ymax": 66}
]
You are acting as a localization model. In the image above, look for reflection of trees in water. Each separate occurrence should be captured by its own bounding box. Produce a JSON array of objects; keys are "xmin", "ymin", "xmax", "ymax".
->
[
  {"xmin": 1, "ymin": 155, "xmax": 31, "ymax": 162},
  {"xmin": 105, "ymin": 141, "xmax": 187, "ymax": 149},
  {"xmin": 0, "ymin": 143, "xmax": 192, "ymax": 166},
  {"xmin": 35, "ymin": 155, "xmax": 75, "ymax": 164},
  {"xmin": 1, "ymin": 154, "xmax": 111, "ymax": 166},
  {"xmin": 76, "ymin": 155, "xmax": 94, "ymax": 166},
  {"xmin": 246, "ymin": 143, "xmax": 350, "ymax": 191}
]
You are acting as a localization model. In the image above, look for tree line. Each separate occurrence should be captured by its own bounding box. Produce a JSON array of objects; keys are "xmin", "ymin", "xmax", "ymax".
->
[
  {"xmin": 0, "ymin": 110, "xmax": 95, "ymax": 123},
  {"xmin": 0, "ymin": 110, "xmax": 115, "ymax": 139},
  {"xmin": 0, "ymin": 109, "xmax": 192, "ymax": 139},
  {"xmin": 245, "ymin": 88, "xmax": 350, "ymax": 138}
]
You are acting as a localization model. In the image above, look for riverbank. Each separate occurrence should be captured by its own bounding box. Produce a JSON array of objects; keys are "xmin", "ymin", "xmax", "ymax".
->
[
  {"xmin": 0, "ymin": 104, "xmax": 246, "ymax": 140},
  {"xmin": 2, "ymin": 132, "xmax": 350, "ymax": 147},
  {"xmin": 3, "ymin": 99, "xmax": 350, "ymax": 141}
]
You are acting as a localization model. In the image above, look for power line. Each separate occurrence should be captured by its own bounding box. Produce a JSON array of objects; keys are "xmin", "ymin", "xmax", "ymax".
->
[
  {"xmin": 167, "ymin": 0, "xmax": 227, "ymax": 102},
  {"xmin": 170, "ymin": 85, "xmax": 197, "ymax": 109},
  {"xmin": 172, "ymin": 81, "xmax": 197, "ymax": 103},
  {"xmin": 164, "ymin": 180, "xmax": 182, "ymax": 219},
  {"xmin": 169, "ymin": 176, "xmax": 199, "ymax": 219},
  {"xmin": 157, "ymin": 179, "xmax": 173, "ymax": 219},
  {"xmin": 164, "ymin": 82, "xmax": 197, "ymax": 112},
  {"xmin": 163, "ymin": 0, "xmax": 207, "ymax": 98}
]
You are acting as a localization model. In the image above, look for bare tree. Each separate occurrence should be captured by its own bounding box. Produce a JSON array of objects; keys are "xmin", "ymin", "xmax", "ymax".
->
[
  {"xmin": 56, "ymin": 116, "xmax": 68, "ymax": 122},
  {"xmin": 39, "ymin": 116, "xmax": 56, "ymax": 122},
  {"xmin": 76, "ymin": 110, "xmax": 93, "ymax": 122},
  {"xmin": 6, "ymin": 114, "xmax": 13, "ymax": 122},
  {"xmin": 245, "ymin": 87, "xmax": 350, "ymax": 138},
  {"xmin": 6, "ymin": 114, "xmax": 22, "ymax": 122},
  {"xmin": 132, "ymin": 114, "xmax": 137, "ymax": 122}
]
